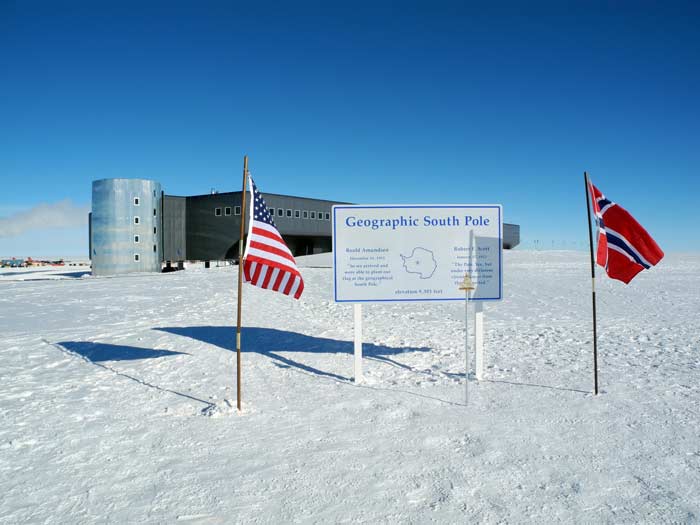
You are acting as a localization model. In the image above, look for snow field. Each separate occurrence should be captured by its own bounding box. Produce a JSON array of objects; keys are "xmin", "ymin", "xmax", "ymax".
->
[{"xmin": 1, "ymin": 251, "xmax": 699, "ymax": 523}]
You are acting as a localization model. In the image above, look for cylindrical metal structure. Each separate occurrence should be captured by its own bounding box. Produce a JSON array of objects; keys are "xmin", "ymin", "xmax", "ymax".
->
[{"xmin": 91, "ymin": 178, "xmax": 162, "ymax": 276}]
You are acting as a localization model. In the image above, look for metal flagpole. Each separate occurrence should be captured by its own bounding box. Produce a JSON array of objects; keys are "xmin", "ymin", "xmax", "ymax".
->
[
  {"xmin": 460, "ymin": 273, "xmax": 475, "ymax": 405},
  {"xmin": 236, "ymin": 155, "xmax": 249, "ymax": 410},
  {"xmin": 584, "ymin": 171, "xmax": 599, "ymax": 395},
  {"xmin": 465, "ymin": 290, "xmax": 469, "ymax": 404}
]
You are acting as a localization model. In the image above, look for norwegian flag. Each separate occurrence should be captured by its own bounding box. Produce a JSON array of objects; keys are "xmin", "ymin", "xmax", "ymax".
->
[
  {"xmin": 588, "ymin": 180, "xmax": 664, "ymax": 284},
  {"xmin": 242, "ymin": 177, "xmax": 304, "ymax": 299}
]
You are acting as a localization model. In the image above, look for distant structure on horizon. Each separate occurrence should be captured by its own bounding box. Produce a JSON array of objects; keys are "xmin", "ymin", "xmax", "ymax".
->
[{"xmin": 89, "ymin": 178, "xmax": 520, "ymax": 276}]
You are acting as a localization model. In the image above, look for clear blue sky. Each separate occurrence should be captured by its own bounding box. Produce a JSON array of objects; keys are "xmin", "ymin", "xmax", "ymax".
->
[{"xmin": 2, "ymin": 1, "xmax": 699, "ymax": 255}]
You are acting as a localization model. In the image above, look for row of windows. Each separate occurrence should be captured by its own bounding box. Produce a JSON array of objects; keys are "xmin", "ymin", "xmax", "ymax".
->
[
  {"xmin": 133, "ymin": 196, "xmax": 157, "ymax": 261},
  {"xmin": 273, "ymin": 209, "xmax": 331, "ymax": 221},
  {"xmin": 214, "ymin": 207, "xmax": 330, "ymax": 220},
  {"xmin": 214, "ymin": 206, "xmax": 241, "ymax": 217},
  {"xmin": 136, "ymin": 197, "xmax": 330, "ymax": 221}
]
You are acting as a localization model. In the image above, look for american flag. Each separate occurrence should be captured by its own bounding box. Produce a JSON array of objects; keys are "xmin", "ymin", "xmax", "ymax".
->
[{"xmin": 242, "ymin": 177, "xmax": 304, "ymax": 299}]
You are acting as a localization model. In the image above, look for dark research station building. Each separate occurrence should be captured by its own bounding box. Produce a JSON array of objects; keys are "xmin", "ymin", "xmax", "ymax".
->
[{"xmin": 89, "ymin": 178, "xmax": 520, "ymax": 276}]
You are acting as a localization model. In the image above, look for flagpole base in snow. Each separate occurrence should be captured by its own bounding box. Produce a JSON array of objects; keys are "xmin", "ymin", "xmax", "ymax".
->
[{"xmin": 354, "ymin": 304, "xmax": 363, "ymax": 383}]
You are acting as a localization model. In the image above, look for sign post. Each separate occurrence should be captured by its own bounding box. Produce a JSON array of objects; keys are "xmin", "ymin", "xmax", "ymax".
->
[
  {"xmin": 475, "ymin": 301, "xmax": 484, "ymax": 380},
  {"xmin": 354, "ymin": 303, "xmax": 363, "ymax": 382},
  {"xmin": 459, "ymin": 274, "xmax": 475, "ymax": 404},
  {"xmin": 332, "ymin": 205, "xmax": 503, "ymax": 389}
]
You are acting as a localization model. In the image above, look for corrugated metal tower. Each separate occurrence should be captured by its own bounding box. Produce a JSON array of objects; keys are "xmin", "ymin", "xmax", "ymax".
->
[{"xmin": 91, "ymin": 178, "xmax": 162, "ymax": 276}]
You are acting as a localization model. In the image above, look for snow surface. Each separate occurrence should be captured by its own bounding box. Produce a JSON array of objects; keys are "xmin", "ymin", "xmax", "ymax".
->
[{"xmin": 1, "ymin": 251, "xmax": 699, "ymax": 523}]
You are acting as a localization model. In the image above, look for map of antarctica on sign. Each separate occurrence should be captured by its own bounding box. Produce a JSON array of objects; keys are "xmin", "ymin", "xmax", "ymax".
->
[
  {"xmin": 401, "ymin": 247, "xmax": 437, "ymax": 279},
  {"xmin": 333, "ymin": 205, "xmax": 503, "ymax": 302}
]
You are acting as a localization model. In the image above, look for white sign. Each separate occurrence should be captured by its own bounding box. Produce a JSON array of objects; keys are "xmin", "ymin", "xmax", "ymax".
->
[{"xmin": 333, "ymin": 205, "xmax": 503, "ymax": 302}]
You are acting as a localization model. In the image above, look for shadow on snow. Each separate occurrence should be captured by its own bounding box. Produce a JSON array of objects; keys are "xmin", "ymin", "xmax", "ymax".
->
[
  {"xmin": 154, "ymin": 326, "xmax": 431, "ymax": 382},
  {"xmin": 46, "ymin": 339, "xmax": 212, "ymax": 411},
  {"xmin": 57, "ymin": 341, "xmax": 188, "ymax": 362},
  {"xmin": 0, "ymin": 270, "xmax": 91, "ymax": 279}
]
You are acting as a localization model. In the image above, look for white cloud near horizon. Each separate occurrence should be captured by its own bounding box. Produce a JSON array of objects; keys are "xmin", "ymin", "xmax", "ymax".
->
[{"xmin": 0, "ymin": 200, "xmax": 90, "ymax": 238}]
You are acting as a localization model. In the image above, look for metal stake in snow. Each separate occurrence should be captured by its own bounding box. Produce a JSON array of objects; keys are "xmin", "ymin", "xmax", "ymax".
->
[
  {"xmin": 354, "ymin": 304, "xmax": 363, "ymax": 382},
  {"xmin": 459, "ymin": 273, "xmax": 475, "ymax": 405},
  {"xmin": 469, "ymin": 227, "xmax": 485, "ymax": 381}
]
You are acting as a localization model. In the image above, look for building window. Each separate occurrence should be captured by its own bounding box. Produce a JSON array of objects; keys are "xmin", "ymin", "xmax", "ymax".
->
[
  {"xmin": 153, "ymin": 190, "xmax": 156, "ymax": 197},
  {"xmin": 234, "ymin": 206, "xmax": 241, "ymax": 215},
  {"xmin": 325, "ymin": 212, "xmax": 330, "ymax": 220},
  {"xmin": 153, "ymin": 227, "xmax": 157, "ymax": 235},
  {"xmin": 286, "ymin": 209, "xmax": 292, "ymax": 218},
  {"xmin": 310, "ymin": 211, "xmax": 316, "ymax": 219},
  {"xmin": 134, "ymin": 216, "xmax": 140, "ymax": 224},
  {"xmin": 134, "ymin": 197, "xmax": 140, "ymax": 206},
  {"xmin": 225, "ymin": 207, "xmax": 231, "ymax": 216},
  {"xmin": 295, "ymin": 210, "xmax": 300, "ymax": 218},
  {"xmin": 318, "ymin": 212, "xmax": 323, "ymax": 220},
  {"xmin": 270, "ymin": 208, "xmax": 275, "ymax": 216},
  {"xmin": 134, "ymin": 235, "xmax": 140, "ymax": 243},
  {"xmin": 303, "ymin": 210, "xmax": 308, "ymax": 219},
  {"xmin": 277, "ymin": 208, "xmax": 283, "ymax": 217},
  {"xmin": 134, "ymin": 254, "xmax": 140, "ymax": 262},
  {"xmin": 215, "ymin": 207, "xmax": 222, "ymax": 216},
  {"xmin": 153, "ymin": 244, "xmax": 157, "ymax": 252},
  {"xmin": 153, "ymin": 208, "xmax": 157, "ymax": 216}
]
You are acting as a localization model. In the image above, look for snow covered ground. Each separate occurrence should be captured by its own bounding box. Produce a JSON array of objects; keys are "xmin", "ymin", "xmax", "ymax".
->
[{"xmin": 1, "ymin": 250, "xmax": 699, "ymax": 523}]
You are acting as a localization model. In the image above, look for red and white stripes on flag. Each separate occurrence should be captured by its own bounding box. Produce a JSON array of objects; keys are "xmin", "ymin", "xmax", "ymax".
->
[
  {"xmin": 242, "ymin": 176, "xmax": 304, "ymax": 299},
  {"xmin": 588, "ymin": 179, "xmax": 664, "ymax": 284}
]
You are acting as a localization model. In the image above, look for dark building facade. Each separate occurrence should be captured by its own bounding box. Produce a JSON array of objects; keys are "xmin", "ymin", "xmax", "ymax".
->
[
  {"xmin": 503, "ymin": 223, "xmax": 520, "ymax": 250},
  {"xmin": 162, "ymin": 191, "xmax": 342, "ymax": 263}
]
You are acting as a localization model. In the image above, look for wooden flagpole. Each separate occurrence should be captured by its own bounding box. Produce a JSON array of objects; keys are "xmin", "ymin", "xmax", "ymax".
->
[
  {"xmin": 236, "ymin": 155, "xmax": 249, "ymax": 411},
  {"xmin": 584, "ymin": 171, "xmax": 599, "ymax": 395}
]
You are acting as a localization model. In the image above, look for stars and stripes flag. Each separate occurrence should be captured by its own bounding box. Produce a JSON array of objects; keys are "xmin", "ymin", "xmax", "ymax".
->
[
  {"xmin": 242, "ymin": 177, "xmax": 304, "ymax": 299},
  {"xmin": 588, "ymin": 179, "xmax": 664, "ymax": 284}
]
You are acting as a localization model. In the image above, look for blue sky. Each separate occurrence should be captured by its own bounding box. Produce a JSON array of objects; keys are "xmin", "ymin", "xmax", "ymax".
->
[{"xmin": 2, "ymin": 1, "xmax": 699, "ymax": 255}]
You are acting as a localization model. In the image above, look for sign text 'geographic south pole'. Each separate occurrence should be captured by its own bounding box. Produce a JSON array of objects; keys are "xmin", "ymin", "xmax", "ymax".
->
[{"xmin": 333, "ymin": 205, "xmax": 503, "ymax": 302}]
